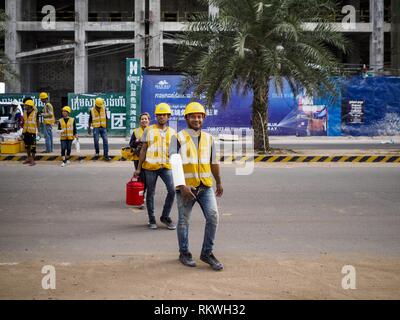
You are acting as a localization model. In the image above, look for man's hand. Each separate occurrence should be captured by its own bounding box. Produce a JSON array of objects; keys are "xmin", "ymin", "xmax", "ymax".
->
[
  {"xmin": 215, "ymin": 183, "xmax": 223, "ymax": 197},
  {"xmin": 133, "ymin": 169, "xmax": 141, "ymax": 179},
  {"xmin": 180, "ymin": 185, "xmax": 197, "ymax": 202},
  {"xmin": 87, "ymin": 128, "xmax": 91, "ymax": 135}
]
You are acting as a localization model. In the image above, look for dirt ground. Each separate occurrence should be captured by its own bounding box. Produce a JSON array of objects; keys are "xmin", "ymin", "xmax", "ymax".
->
[{"xmin": 1, "ymin": 254, "xmax": 399, "ymax": 300}]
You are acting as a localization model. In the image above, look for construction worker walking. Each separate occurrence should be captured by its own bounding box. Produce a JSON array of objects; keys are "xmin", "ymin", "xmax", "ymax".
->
[
  {"xmin": 88, "ymin": 97, "xmax": 111, "ymax": 161},
  {"xmin": 58, "ymin": 106, "xmax": 77, "ymax": 167},
  {"xmin": 133, "ymin": 103, "xmax": 176, "ymax": 230},
  {"xmin": 39, "ymin": 92, "xmax": 55, "ymax": 153},
  {"xmin": 169, "ymin": 102, "xmax": 224, "ymax": 271},
  {"xmin": 22, "ymin": 99, "xmax": 39, "ymax": 166}
]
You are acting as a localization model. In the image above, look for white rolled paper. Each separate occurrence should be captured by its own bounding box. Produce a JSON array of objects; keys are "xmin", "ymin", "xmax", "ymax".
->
[{"xmin": 170, "ymin": 153, "xmax": 186, "ymax": 188}]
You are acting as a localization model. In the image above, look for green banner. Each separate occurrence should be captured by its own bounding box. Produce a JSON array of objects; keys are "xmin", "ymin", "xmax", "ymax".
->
[
  {"xmin": 126, "ymin": 58, "xmax": 142, "ymax": 137},
  {"xmin": 0, "ymin": 93, "xmax": 46, "ymax": 110},
  {"xmin": 68, "ymin": 93, "xmax": 126, "ymax": 136},
  {"xmin": 0, "ymin": 93, "xmax": 48, "ymax": 136}
]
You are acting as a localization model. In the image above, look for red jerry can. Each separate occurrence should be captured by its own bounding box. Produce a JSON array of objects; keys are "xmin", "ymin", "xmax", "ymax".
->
[{"xmin": 126, "ymin": 178, "xmax": 144, "ymax": 206}]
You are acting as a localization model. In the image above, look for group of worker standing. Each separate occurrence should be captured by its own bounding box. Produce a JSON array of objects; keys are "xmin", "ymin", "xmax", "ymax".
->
[
  {"xmin": 19, "ymin": 93, "xmax": 110, "ymax": 166},
  {"xmin": 131, "ymin": 102, "xmax": 224, "ymax": 271},
  {"xmin": 20, "ymin": 95, "xmax": 224, "ymax": 271}
]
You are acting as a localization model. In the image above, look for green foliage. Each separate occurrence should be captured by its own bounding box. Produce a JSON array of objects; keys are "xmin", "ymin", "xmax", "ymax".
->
[{"xmin": 177, "ymin": 0, "xmax": 348, "ymax": 107}]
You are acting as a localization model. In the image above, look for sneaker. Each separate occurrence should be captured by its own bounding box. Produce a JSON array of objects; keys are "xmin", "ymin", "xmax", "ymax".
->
[
  {"xmin": 61, "ymin": 162, "xmax": 66, "ymax": 167},
  {"xmin": 22, "ymin": 159, "xmax": 30, "ymax": 164},
  {"xmin": 66, "ymin": 160, "xmax": 71, "ymax": 164},
  {"xmin": 179, "ymin": 252, "xmax": 196, "ymax": 267},
  {"xmin": 29, "ymin": 161, "xmax": 36, "ymax": 166},
  {"xmin": 104, "ymin": 156, "xmax": 111, "ymax": 162},
  {"xmin": 148, "ymin": 222, "xmax": 158, "ymax": 229},
  {"xmin": 160, "ymin": 217, "xmax": 176, "ymax": 230},
  {"xmin": 200, "ymin": 252, "xmax": 224, "ymax": 271}
]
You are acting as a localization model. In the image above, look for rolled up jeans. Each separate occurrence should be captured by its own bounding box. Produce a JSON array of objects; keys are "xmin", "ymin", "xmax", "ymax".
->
[
  {"xmin": 176, "ymin": 186, "xmax": 219, "ymax": 255},
  {"xmin": 145, "ymin": 168, "xmax": 175, "ymax": 224}
]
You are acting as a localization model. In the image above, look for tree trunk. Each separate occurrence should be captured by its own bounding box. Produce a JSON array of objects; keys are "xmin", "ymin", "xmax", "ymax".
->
[{"xmin": 252, "ymin": 84, "xmax": 270, "ymax": 153}]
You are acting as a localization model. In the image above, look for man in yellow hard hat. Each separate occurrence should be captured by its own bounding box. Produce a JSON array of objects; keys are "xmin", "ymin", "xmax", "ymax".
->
[
  {"xmin": 22, "ymin": 99, "xmax": 40, "ymax": 166},
  {"xmin": 39, "ymin": 92, "xmax": 55, "ymax": 153},
  {"xmin": 134, "ymin": 103, "xmax": 176, "ymax": 230},
  {"xmin": 88, "ymin": 97, "xmax": 110, "ymax": 161},
  {"xmin": 169, "ymin": 102, "xmax": 224, "ymax": 271},
  {"xmin": 58, "ymin": 106, "xmax": 77, "ymax": 167}
]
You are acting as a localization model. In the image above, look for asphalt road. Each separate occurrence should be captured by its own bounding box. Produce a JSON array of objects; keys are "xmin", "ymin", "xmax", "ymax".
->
[{"xmin": 0, "ymin": 163, "xmax": 399, "ymax": 262}]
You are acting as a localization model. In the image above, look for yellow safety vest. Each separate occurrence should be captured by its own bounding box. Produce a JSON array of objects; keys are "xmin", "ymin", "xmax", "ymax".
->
[
  {"xmin": 91, "ymin": 107, "xmax": 106, "ymax": 128},
  {"xmin": 177, "ymin": 129, "xmax": 213, "ymax": 188},
  {"xmin": 60, "ymin": 117, "xmax": 75, "ymax": 141},
  {"xmin": 142, "ymin": 124, "xmax": 176, "ymax": 170},
  {"xmin": 132, "ymin": 126, "xmax": 145, "ymax": 161},
  {"xmin": 43, "ymin": 102, "xmax": 55, "ymax": 125},
  {"xmin": 23, "ymin": 110, "xmax": 37, "ymax": 134}
]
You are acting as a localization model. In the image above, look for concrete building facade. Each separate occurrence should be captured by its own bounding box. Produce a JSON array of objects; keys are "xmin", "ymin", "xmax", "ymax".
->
[{"xmin": 2, "ymin": 0, "xmax": 398, "ymax": 110}]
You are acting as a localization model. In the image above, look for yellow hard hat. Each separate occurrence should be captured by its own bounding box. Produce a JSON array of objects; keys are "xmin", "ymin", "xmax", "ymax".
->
[
  {"xmin": 24, "ymin": 100, "xmax": 35, "ymax": 108},
  {"xmin": 39, "ymin": 92, "xmax": 48, "ymax": 100},
  {"xmin": 95, "ymin": 97, "xmax": 105, "ymax": 108},
  {"xmin": 155, "ymin": 103, "xmax": 172, "ymax": 115},
  {"xmin": 62, "ymin": 106, "xmax": 71, "ymax": 114},
  {"xmin": 184, "ymin": 102, "xmax": 206, "ymax": 117}
]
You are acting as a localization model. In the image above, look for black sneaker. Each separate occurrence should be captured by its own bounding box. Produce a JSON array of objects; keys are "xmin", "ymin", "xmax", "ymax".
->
[
  {"xmin": 160, "ymin": 217, "xmax": 176, "ymax": 230},
  {"xmin": 179, "ymin": 252, "xmax": 196, "ymax": 267},
  {"xmin": 200, "ymin": 252, "xmax": 224, "ymax": 271},
  {"xmin": 104, "ymin": 156, "xmax": 111, "ymax": 162}
]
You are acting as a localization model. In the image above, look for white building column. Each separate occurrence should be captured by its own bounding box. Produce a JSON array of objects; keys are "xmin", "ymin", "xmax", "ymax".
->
[
  {"xmin": 370, "ymin": 0, "xmax": 384, "ymax": 71},
  {"xmin": 74, "ymin": 0, "xmax": 88, "ymax": 93},
  {"xmin": 149, "ymin": 0, "xmax": 161, "ymax": 67},
  {"xmin": 134, "ymin": 0, "xmax": 146, "ymax": 65},
  {"xmin": 392, "ymin": 0, "xmax": 400, "ymax": 75},
  {"xmin": 5, "ymin": 0, "xmax": 22, "ymax": 93}
]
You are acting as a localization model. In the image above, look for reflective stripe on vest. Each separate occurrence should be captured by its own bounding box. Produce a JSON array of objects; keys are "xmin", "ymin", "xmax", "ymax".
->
[
  {"xmin": 43, "ymin": 103, "xmax": 55, "ymax": 125},
  {"xmin": 60, "ymin": 118, "xmax": 75, "ymax": 140},
  {"xmin": 23, "ymin": 110, "xmax": 37, "ymax": 134},
  {"xmin": 91, "ymin": 107, "xmax": 106, "ymax": 128},
  {"xmin": 132, "ymin": 127, "xmax": 145, "ymax": 160},
  {"xmin": 177, "ymin": 129, "xmax": 213, "ymax": 187},
  {"xmin": 142, "ymin": 124, "xmax": 175, "ymax": 170}
]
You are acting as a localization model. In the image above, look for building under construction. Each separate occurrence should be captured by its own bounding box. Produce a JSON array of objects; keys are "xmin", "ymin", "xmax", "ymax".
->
[{"xmin": 2, "ymin": 0, "xmax": 400, "ymax": 112}]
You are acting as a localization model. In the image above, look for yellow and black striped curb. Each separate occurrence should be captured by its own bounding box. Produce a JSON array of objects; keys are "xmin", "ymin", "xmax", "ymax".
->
[{"xmin": 0, "ymin": 155, "xmax": 399, "ymax": 163}]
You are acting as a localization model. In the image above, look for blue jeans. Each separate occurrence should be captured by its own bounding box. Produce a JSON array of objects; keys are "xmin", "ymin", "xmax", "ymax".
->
[
  {"xmin": 44, "ymin": 124, "xmax": 53, "ymax": 152},
  {"xmin": 176, "ymin": 186, "xmax": 219, "ymax": 255},
  {"xmin": 93, "ymin": 127, "xmax": 109, "ymax": 156},
  {"xmin": 145, "ymin": 168, "xmax": 175, "ymax": 224}
]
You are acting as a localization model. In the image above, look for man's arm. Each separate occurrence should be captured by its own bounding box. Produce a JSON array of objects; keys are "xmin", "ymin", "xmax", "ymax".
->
[
  {"xmin": 88, "ymin": 111, "xmax": 92, "ymax": 134},
  {"xmin": 133, "ymin": 142, "xmax": 148, "ymax": 177},
  {"xmin": 211, "ymin": 136, "xmax": 223, "ymax": 197}
]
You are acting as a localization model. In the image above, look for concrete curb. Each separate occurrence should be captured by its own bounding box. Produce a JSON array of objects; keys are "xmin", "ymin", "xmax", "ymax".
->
[{"xmin": 1, "ymin": 154, "xmax": 399, "ymax": 163}]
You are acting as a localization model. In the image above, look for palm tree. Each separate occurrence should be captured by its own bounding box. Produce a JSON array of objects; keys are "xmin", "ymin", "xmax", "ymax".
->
[{"xmin": 177, "ymin": 0, "xmax": 348, "ymax": 152}]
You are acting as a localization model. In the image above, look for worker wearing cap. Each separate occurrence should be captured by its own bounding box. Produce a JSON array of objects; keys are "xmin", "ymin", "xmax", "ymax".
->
[
  {"xmin": 88, "ymin": 97, "xmax": 110, "ymax": 161},
  {"xmin": 39, "ymin": 92, "xmax": 55, "ymax": 153},
  {"xmin": 22, "ymin": 99, "xmax": 40, "ymax": 166},
  {"xmin": 58, "ymin": 106, "xmax": 77, "ymax": 167},
  {"xmin": 134, "ymin": 103, "xmax": 176, "ymax": 230},
  {"xmin": 169, "ymin": 102, "xmax": 224, "ymax": 271}
]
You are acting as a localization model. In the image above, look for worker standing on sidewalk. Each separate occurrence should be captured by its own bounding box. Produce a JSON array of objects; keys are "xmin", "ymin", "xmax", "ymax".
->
[
  {"xmin": 58, "ymin": 106, "xmax": 77, "ymax": 167},
  {"xmin": 133, "ymin": 103, "xmax": 176, "ymax": 230},
  {"xmin": 22, "ymin": 99, "xmax": 39, "ymax": 166},
  {"xmin": 88, "ymin": 97, "xmax": 111, "ymax": 161},
  {"xmin": 39, "ymin": 92, "xmax": 55, "ymax": 153},
  {"xmin": 169, "ymin": 102, "xmax": 224, "ymax": 271}
]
